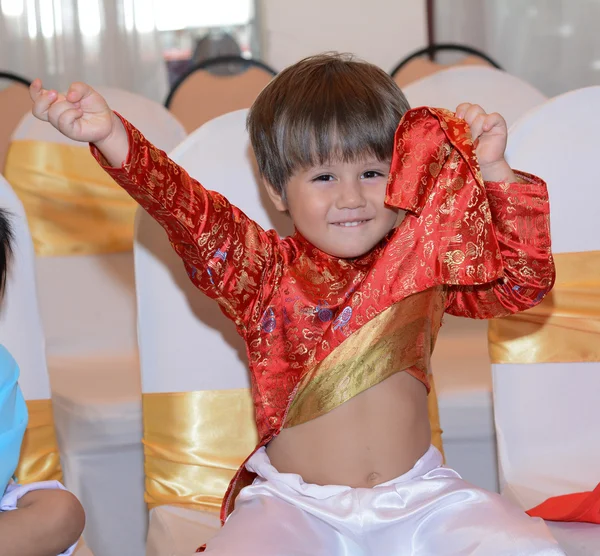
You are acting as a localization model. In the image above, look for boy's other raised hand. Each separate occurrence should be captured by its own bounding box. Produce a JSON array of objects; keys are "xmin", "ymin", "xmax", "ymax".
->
[
  {"xmin": 30, "ymin": 79, "xmax": 128, "ymax": 167},
  {"xmin": 455, "ymin": 102, "xmax": 516, "ymax": 183}
]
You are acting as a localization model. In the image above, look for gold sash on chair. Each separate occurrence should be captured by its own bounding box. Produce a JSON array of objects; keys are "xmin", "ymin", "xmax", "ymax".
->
[
  {"xmin": 4, "ymin": 140, "xmax": 137, "ymax": 256},
  {"xmin": 143, "ymin": 389, "xmax": 258, "ymax": 511},
  {"xmin": 15, "ymin": 399, "xmax": 63, "ymax": 484},
  {"xmin": 489, "ymin": 251, "xmax": 600, "ymax": 364}
]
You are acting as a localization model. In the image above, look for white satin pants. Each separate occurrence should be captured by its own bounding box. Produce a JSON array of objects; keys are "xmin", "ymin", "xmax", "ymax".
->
[{"xmin": 203, "ymin": 445, "xmax": 564, "ymax": 555}]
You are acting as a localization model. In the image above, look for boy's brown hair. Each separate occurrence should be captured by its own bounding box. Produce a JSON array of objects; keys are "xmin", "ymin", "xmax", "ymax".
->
[{"xmin": 247, "ymin": 53, "xmax": 410, "ymax": 195}]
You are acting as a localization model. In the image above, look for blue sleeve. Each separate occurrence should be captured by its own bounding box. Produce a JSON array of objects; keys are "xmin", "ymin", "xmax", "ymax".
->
[{"xmin": 0, "ymin": 345, "xmax": 28, "ymax": 494}]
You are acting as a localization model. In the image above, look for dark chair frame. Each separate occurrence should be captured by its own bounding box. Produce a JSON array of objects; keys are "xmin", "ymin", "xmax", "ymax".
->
[
  {"xmin": 164, "ymin": 56, "xmax": 277, "ymax": 108},
  {"xmin": 390, "ymin": 44, "xmax": 502, "ymax": 78},
  {"xmin": 0, "ymin": 71, "xmax": 32, "ymax": 88}
]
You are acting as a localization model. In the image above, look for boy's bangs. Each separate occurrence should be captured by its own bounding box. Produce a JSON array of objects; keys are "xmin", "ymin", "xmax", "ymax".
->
[{"xmin": 276, "ymin": 96, "xmax": 398, "ymax": 176}]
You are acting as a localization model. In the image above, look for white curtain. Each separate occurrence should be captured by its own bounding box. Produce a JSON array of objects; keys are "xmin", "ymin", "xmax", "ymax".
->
[
  {"xmin": 0, "ymin": 0, "xmax": 168, "ymax": 103},
  {"xmin": 435, "ymin": 0, "xmax": 600, "ymax": 97}
]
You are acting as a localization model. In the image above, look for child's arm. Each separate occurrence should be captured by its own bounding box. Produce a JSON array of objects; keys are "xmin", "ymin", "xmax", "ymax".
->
[
  {"xmin": 444, "ymin": 173, "xmax": 554, "ymax": 318},
  {"xmin": 444, "ymin": 103, "xmax": 554, "ymax": 318},
  {"xmin": 0, "ymin": 487, "xmax": 85, "ymax": 556},
  {"xmin": 30, "ymin": 81, "xmax": 281, "ymax": 331}
]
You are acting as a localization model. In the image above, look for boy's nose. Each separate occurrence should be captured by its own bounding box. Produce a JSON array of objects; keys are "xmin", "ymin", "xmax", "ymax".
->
[{"xmin": 336, "ymin": 180, "xmax": 367, "ymax": 210}]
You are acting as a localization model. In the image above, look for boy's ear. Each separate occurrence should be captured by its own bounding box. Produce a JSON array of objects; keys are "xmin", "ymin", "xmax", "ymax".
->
[{"xmin": 263, "ymin": 178, "xmax": 288, "ymax": 212}]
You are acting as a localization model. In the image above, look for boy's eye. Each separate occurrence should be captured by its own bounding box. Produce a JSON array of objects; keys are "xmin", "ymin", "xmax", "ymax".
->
[
  {"xmin": 312, "ymin": 174, "xmax": 335, "ymax": 182},
  {"xmin": 362, "ymin": 170, "xmax": 384, "ymax": 179}
]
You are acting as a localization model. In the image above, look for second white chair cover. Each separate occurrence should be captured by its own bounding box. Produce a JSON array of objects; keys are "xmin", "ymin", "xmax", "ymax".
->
[{"xmin": 498, "ymin": 86, "xmax": 600, "ymax": 554}]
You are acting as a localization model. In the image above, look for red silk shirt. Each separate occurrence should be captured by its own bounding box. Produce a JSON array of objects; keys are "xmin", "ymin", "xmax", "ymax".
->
[{"xmin": 92, "ymin": 107, "xmax": 555, "ymax": 522}]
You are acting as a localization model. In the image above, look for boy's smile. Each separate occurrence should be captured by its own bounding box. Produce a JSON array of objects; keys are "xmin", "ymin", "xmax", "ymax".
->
[{"xmin": 265, "ymin": 156, "xmax": 401, "ymax": 259}]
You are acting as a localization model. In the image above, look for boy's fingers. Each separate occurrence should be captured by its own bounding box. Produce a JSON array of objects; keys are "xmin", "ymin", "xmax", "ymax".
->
[
  {"xmin": 470, "ymin": 113, "xmax": 507, "ymax": 142},
  {"xmin": 56, "ymin": 107, "xmax": 83, "ymax": 131},
  {"xmin": 29, "ymin": 78, "xmax": 42, "ymax": 100},
  {"xmin": 31, "ymin": 90, "xmax": 59, "ymax": 121},
  {"xmin": 464, "ymin": 104, "xmax": 486, "ymax": 127},
  {"xmin": 482, "ymin": 113, "xmax": 505, "ymax": 133},
  {"xmin": 66, "ymin": 82, "xmax": 93, "ymax": 104},
  {"xmin": 47, "ymin": 98, "xmax": 78, "ymax": 128},
  {"xmin": 455, "ymin": 102, "xmax": 472, "ymax": 119},
  {"xmin": 469, "ymin": 113, "xmax": 486, "ymax": 141}
]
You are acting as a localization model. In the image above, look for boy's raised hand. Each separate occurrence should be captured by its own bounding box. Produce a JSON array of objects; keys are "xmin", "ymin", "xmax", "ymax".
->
[
  {"xmin": 30, "ymin": 79, "xmax": 128, "ymax": 167},
  {"xmin": 455, "ymin": 103, "xmax": 517, "ymax": 183}
]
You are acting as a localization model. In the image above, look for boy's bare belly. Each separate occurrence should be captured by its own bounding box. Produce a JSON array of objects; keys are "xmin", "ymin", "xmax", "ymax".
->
[{"xmin": 266, "ymin": 372, "xmax": 431, "ymax": 487}]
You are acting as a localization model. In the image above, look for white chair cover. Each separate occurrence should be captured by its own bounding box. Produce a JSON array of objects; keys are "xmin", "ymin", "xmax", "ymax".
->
[
  {"xmin": 135, "ymin": 109, "xmax": 292, "ymax": 555},
  {"xmin": 497, "ymin": 86, "xmax": 600, "ymax": 554},
  {"xmin": 10, "ymin": 88, "xmax": 186, "ymax": 556},
  {"xmin": 402, "ymin": 66, "xmax": 547, "ymax": 128},
  {"xmin": 0, "ymin": 174, "xmax": 92, "ymax": 555}
]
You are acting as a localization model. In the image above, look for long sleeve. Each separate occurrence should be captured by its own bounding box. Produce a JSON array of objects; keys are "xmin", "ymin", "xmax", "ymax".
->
[
  {"xmin": 90, "ymin": 114, "xmax": 282, "ymax": 332},
  {"xmin": 386, "ymin": 107, "xmax": 555, "ymax": 319},
  {"xmin": 445, "ymin": 172, "xmax": 555, "ymax": 319}
]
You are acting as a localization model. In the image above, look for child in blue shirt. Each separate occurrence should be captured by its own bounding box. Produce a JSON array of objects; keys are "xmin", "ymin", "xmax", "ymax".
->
[{"xmin": 0, "ymin": 209, "xmax": 85, "ymax": 556}]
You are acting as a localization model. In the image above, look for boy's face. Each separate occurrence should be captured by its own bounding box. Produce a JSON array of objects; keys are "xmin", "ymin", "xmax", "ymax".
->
[{"xmin": 266, "ymin": 156, "xmax": 401, "ymax": 259}]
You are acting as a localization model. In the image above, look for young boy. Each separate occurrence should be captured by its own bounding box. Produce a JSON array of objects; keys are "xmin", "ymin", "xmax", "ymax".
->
[
  {"xmin": 0, "ymin": 209, "xmax": 85, "ymax": 556},
  {"xmin": 31, "ymin": 54, "xmax": 562, "ymax": 554}
]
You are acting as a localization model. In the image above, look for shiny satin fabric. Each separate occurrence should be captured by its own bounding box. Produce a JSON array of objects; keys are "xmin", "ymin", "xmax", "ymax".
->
[
  {"xmin": 15, "ymin": 399, "xmax": 63, "ymax": 484},
  {"xmin": 489, "ymin": 251, "xmax": 600, "ymax": 364},
  {"xmin": 5, "ymin": 140, "xmax": 137, "ymax": 256},
  {"xmin": 203, "ymin": 445, "xmax": 564, "ymax": 555},
  {"xmin": 143, "ymin": 390, "xmax": 258, "ymax": 510}
]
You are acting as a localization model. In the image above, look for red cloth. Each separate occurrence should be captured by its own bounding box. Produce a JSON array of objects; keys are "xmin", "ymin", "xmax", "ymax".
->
[
  {"xmin": 91, "ymin": 106, "xmax": 555, "ymax": 523},
  {"xmin": 527, "ymin": 483, "xmax": 600, "ymax": 524}
]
